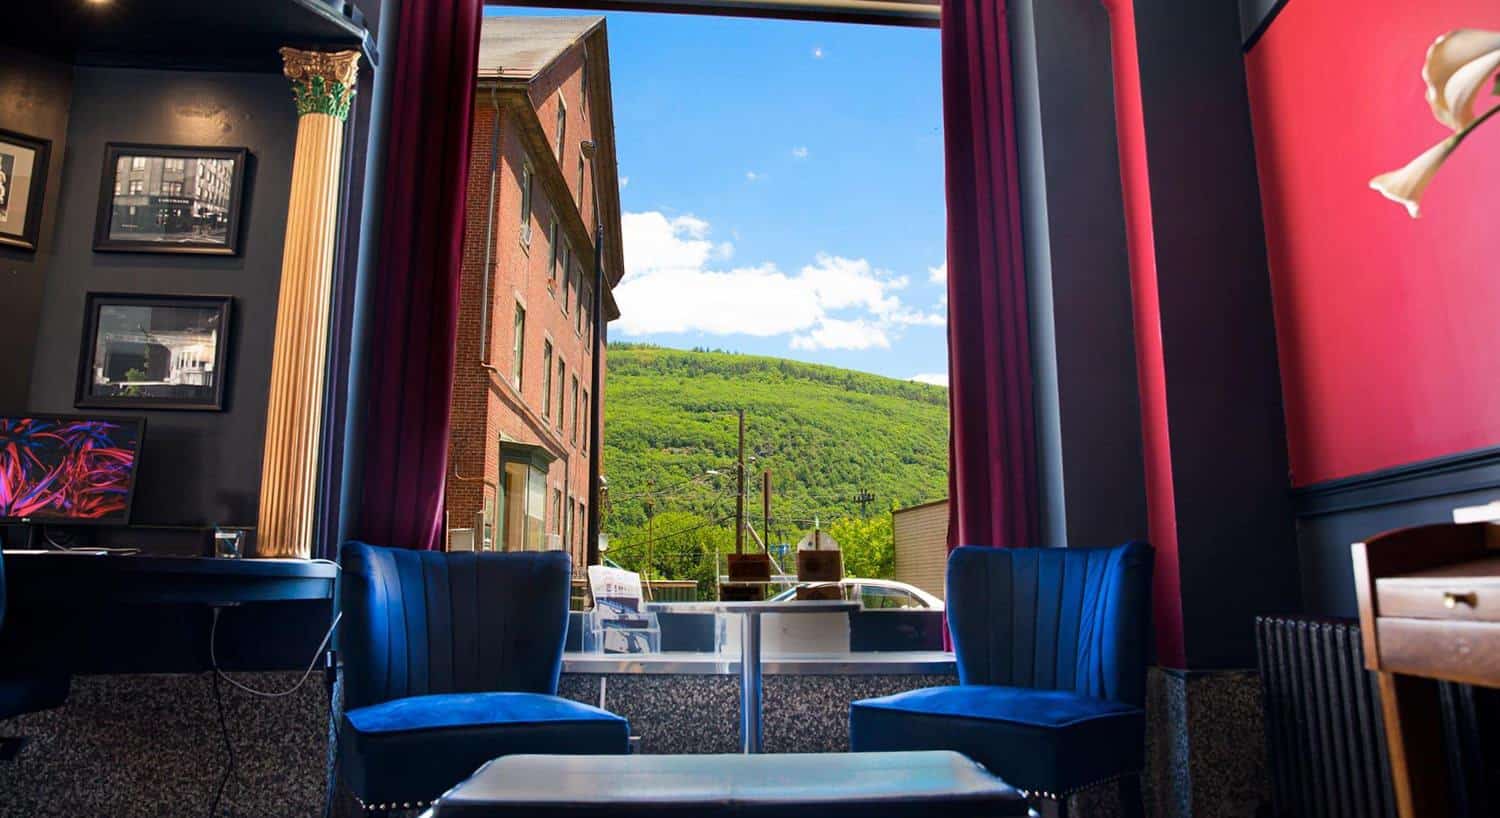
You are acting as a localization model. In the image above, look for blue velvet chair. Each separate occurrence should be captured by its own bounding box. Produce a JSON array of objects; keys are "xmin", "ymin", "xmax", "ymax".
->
[
  {"xmin": 849, "ymin": 542, "xmax": 1153, "ymax": 817},
  {"xmin": 0, "ymin": 546, "xmax": 71, "ymax": 746},
  {"xmin": 333, "ymin": 542, "xmax": 629, "ymax": 813}
]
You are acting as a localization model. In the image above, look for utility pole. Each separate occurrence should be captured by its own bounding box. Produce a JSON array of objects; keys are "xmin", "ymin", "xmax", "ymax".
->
[
  {"xmin": 762, "ymin": 469, "xmax": 772, "ymax": 556},
  {"xmin": 735, "ymin": 408, "xmax": 746, "ymax": 554},
  {"xmin": 854, "ymin": 489, "xmax": 875, "ymax": 518},
  {"xmin": 644, "ymin": 489, "xmax": 655, "ymax": 600}
]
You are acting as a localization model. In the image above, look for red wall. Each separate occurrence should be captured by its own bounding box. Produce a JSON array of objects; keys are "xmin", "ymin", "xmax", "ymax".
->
[{"xmin": 1246, "ymin": 0, "xmax": 1500, "ymax": 486}]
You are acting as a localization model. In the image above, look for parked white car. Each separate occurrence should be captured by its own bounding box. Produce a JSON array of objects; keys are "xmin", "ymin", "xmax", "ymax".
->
[{"xmin": 768, "ymin": 578, "xmax": 944, "ymax": 610}]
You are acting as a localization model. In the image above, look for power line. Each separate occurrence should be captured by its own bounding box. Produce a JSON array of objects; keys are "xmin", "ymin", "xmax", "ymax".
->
[{"xmin": 604, "ymin": 515, "xmax": 736, "ymax": 556}]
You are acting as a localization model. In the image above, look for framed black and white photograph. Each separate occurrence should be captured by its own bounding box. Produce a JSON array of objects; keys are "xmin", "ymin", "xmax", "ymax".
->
[
  {"xmin": 0, "ymin": 128, "xmax": 52, "ymax": 252},
  {"xmin": 76, "ymin": 293, "xmax": 233, "ymax": 411},
  {"xmin": 93, "ymin": 143, "xmax": 248, "ymax": 255}
]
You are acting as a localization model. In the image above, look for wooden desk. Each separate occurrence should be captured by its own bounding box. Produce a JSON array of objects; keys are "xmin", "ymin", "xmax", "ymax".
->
[{"xmin": 1351, "ymin": 523, "xmax": 1500, "ymax": 818}]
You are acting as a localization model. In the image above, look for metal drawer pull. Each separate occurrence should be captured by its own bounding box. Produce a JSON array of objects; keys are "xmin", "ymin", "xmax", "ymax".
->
[{"xmin": 1443, "ymin": 591, "xmax": 1478, "ymax": 609}]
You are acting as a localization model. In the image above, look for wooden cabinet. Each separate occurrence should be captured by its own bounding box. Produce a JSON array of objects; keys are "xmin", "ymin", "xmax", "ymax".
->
[{"xmin": 1352, "ymin": 523, "xmax": 1500, "ymax": 818}]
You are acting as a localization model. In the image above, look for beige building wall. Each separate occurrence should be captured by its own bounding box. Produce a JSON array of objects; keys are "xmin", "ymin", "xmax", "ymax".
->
[{"xmin": 892, "ymin": 499, "xmax": 949, "ymax": 600}]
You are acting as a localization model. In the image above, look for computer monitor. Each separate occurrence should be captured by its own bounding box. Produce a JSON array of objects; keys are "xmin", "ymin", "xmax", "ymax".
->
[{"xmin": 0, "ymin": 414, "xmax": 144, "ymax": 525}]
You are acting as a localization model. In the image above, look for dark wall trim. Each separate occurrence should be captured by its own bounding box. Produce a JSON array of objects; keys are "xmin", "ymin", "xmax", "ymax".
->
[
  {"xmin": 1292, "ymin": 446, "xmax": 1500, "ymax": 518},
  {"xmin": 1240, "ymin": 0, "xmax": 1290, "ymax": 51}
]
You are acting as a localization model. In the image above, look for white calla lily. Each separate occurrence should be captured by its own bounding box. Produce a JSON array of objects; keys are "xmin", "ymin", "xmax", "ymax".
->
[
  {"xmin": 1423, "ymin": 29, "xmax": 1500, "ymax": 130},
  {"xmin": 1370, "ymin": 134, "xmax": 1458, "ymax": 218}
]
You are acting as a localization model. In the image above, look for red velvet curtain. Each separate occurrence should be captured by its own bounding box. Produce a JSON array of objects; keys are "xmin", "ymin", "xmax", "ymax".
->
[
  {"xmin": 942, "ymin": 0, "xmax": 1039, "ymax": 552},
  {"xmin": 357, "ymin": 0, "xmax": 483, "ymax": 550}
]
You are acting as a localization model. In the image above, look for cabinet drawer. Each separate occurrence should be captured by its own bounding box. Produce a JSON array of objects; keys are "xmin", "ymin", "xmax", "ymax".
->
[
  {"xmin": 1375, "ymin": 617, "xmax": 1500, "ymax": 686},
  {"xmin": 1375, "ymin": 556, "xmax": 1500, "ymax": 622}
]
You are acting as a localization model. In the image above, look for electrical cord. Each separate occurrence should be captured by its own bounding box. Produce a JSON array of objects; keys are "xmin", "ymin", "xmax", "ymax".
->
[
  {"xmin": 208, "ymin": 662, "xmax": 234, "ymax": 818},
  {"xmin": 209, "ymin": 607, "xmax": 341, "ymax": 698},
  {"xmin": 41, "ymin": 525, "xmax": 140, "ymax": 554},
  {"xmin": 204, "ymin": 560, "xmax": 339, "ymax": 816}
]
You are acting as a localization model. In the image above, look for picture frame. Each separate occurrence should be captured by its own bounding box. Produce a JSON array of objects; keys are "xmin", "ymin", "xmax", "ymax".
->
[
  {"xmin": 0, "ymin": 128, "xmax": 52, "ymax": 252},
  {"xmin": 76, "ymin": 293, "xmax": 233, "ymax": 411},
  {"xmin": 93, "ymin": 143, "xmax": 248, "ymax": 255}
]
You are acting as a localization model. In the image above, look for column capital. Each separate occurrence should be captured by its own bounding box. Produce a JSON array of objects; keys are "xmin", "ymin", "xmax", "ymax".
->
[{"xmin": 280, "ymin": 48, "xmax": 361, "ymax": 121}]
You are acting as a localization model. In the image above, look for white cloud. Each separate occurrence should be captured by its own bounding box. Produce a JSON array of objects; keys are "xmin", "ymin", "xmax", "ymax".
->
[
  {"xmin": 910, "ymin": 373, "xmax": 949, "ymax": 387},
  {"xmin": 792, "ymin": 319, "xmax": 890, "ymax": 351},
  {"xmin": 928, "ymin": 262, "xmax": 946, "ymax": 284},
  {"xmin": 792, "ymin": 146, "xmax": 809, "ymax": 159},
  {"xmin": 745, "ymin": 171, "xmax": 764, "ymax": 183},
  {"xmin": 812, "ymin": 47, "xmax": 825, "ymax": 59},
  {"xmin": 616, "ymin": 211, "xmax": 935, "ymax": 351},
  {"xmin": 619, "ymin": 175, "xmax": 630, "ymax": 189}
]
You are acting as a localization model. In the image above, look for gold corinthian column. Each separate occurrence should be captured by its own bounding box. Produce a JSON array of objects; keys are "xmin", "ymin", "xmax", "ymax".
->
[{"xmin": 256, "ymin": 48, "xmax": 360, "ymax": 558}]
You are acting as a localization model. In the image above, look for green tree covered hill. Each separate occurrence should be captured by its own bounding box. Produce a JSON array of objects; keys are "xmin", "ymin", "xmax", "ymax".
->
[{"xmin": 600, "ymin": 344, "xmax": 949, "ymax": 593}]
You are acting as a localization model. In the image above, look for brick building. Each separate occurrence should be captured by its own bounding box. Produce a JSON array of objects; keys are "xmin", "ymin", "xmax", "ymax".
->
[{"xmin": 446, "ymin": 16, "xmax": 624, "ymax": 572}]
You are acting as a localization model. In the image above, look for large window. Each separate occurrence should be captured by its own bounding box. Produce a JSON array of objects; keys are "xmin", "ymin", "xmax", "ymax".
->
[
  {"xmin": 498, "ymin": 442, "xmax": 553, "ymax": 553},
  {"xmin": 541, "ymin": 339, "xmax": 554, "ymax": 418},
  {"xmin": 555, "ymin": 96, "xmax": 567, "ymax": 159},
  {"xmin": 511, "ymin": 302, "xmax": 526, "ymax": 389}
]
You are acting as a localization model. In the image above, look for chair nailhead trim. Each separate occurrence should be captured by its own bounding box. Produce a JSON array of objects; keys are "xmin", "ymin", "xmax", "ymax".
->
[
  {"xmin": 353, "ymin": 794, "xmax": 432, "ymax": 812},
  {"xmin": 1023, "ymin": 770, "xmax": 1136, "ymax": 801}
]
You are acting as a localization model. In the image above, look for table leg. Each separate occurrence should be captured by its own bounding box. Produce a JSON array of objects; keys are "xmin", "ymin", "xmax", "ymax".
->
[
  {"xmin": 740, "ymin": 612, "xmax": 763, "ymax": 754},
  {"xmin": 1378, "ymin": 671, "xmax": 1450, "ymax": 818}
]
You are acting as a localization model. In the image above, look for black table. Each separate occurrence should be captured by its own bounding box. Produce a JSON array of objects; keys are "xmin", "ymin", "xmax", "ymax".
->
[
  {"xmin": 3, "ymin": 551, "xmax": 337, "ymax": 605},
  {"xmin": 424, "ymin": 751, "xmax": 1028, "ymax": 817}
]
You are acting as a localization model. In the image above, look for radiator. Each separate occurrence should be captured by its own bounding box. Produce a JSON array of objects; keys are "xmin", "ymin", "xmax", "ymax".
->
[{"xmin": 1254, "ymin": 616, "xmax": 1396, "ymax": 818}]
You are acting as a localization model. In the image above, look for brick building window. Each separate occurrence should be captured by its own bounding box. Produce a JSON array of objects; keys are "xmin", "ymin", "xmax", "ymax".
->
[
  {"xmin": 555, "ymin": 96, "xmax": 567, "ymax": 159},
  {"xmin": 562, "ymin": 254, "xmax": 572, "ymax": 315},
  {"xmin": 577, "ymin": 154, "xmax": 586, "ymax": 208},
  {"xmin": 519, "ymin": 163, "xmax": 534, "ymax": 245},
  {"xmin": 577, "ymin": 281, "xmax": 589, "ymax": 336},
  {"xmin": 556, "ymin": 358, "xmax": 567, "ymax": 430},
  {"xmin": 499, "ymin": 442, "xmax": 553, "ymax": 553},
  {"xmin": 570, "ymin": 375, "xmax": 580, "ymax": 445},
  {"xmin": 547, "ymin": 220, "xmax": 560, "ymax": 284},
  {"xmin": 511, "ymin": 303, "xmax": 526, "ymax": 389},
  {"xmin": 581, "ymin": 389, "xmax": 589, "ymax": 453},
  {"xmin": 541, "ymin": 340, "xmax": 554, "ymax": 418}
]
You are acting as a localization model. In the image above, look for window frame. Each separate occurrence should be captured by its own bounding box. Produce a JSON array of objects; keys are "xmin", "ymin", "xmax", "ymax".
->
[
  {"xmin": 541, "ymin": 338, "xmax": 554, "ymax": 419},
  {"xmin": 555, "ymin": 96, "xmax": 568, "ymax": 160},
  {"xmin": 519, "ymin": 163, "xmax": 535, "ymax": 247},
  {"xmin": 556, "ymin": 357, "xmax": 567, "ymax": 430},
  {"xmin": 511, "ymin": 302, "xmax": 526, "ymax": 389}
]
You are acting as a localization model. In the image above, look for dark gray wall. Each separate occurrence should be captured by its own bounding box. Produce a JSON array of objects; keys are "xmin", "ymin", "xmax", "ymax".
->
[
  {"xmin": 0, "ymin": 47, "xmax": 72, "ymax": 409},
  {"xmin": 1293, "ymin": 449, "xmax": 1500, "ymax": 617},
  {"xmin": 1133, "ymin": 0, "xmax": 1298, "ymax": 669},
  {"xmin": 1239, "ymin": 0, "xmax": 1287, "ymax": 46},
  {"xmin": 1011, "ymin": 0, "xmax": 1148, "ymax": 550},
  {"xmin": 26, "ymin": 66, "xmax": 296, "ymax": 533}
]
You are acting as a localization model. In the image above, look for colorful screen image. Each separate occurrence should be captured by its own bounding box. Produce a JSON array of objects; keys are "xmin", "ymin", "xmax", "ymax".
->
[{"xmin": 0, "ymin": 416, "xmax": 143, "ymax": 523}]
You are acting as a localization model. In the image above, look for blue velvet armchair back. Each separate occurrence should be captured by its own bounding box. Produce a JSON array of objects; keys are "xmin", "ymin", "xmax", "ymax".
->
[
  {"xmin": 339, "ymin": 542, "xmax": 573, "ymax": 711},
  {"xmin": 946, "ymin": 542, "xmax": 1153, "ymax": 707}
]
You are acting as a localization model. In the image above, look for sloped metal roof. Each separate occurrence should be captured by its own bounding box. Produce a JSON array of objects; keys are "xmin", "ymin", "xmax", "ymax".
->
[{"xmin": 477, "ymin": 16, "xmax": 604, "ymax": 81}]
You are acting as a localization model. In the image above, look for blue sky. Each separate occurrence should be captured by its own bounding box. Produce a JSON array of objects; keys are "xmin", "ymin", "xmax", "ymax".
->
[{"xmin": 487, "ymin": 6, "xmax": 948, "ymax": 384}]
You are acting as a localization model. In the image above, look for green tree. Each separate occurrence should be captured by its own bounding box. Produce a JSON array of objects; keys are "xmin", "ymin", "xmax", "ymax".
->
[{"xmin": 826, "ymin": 514, "xmax": 895, "ymax": 579}]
